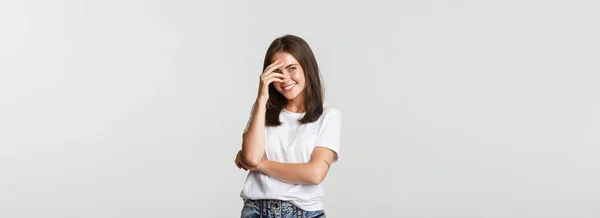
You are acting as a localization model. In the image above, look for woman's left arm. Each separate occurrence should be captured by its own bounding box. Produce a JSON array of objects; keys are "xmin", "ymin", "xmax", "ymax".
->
[
  {"xmin": 254, "ymin": 147, "xmax": 336, "ymax": 185},
  {"xmin": 235, "ymin": 109, "xmax": 342, "ymax": 185}
]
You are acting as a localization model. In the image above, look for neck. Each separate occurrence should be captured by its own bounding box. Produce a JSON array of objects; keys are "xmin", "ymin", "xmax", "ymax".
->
[{"xmin": 285, "ymin": 95, "xmax": 305, "ymax": 113}]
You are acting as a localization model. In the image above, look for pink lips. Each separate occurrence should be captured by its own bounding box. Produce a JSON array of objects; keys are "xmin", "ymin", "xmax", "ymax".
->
[{"xmin": 282, "ymin": 83, "xmax": 296, "ymax": 92}]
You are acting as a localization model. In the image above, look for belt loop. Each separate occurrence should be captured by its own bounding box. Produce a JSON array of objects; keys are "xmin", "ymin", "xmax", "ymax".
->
[{"xmin": 261, "ymin": 200, "xmax": 267, "ymax": 218}]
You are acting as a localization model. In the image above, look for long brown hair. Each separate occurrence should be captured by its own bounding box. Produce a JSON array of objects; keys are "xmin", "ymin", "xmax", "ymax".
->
[{"xmin": 263, "ymin": 34, "xmax": 324, "ymax": 126}]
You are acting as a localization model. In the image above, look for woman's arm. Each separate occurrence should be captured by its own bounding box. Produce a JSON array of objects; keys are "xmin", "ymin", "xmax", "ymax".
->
[
  {"xmin": 239, "ymin": 108, "xmax": 342, "ymax": 184},
  {"xmin": 242, "ymin": 60, "xmax": 285, "ymax": 166},
  {"xmin": 255, "ymin": 147, "xmax": 337, "ymax": 185},
  {"xmin": 241, "ymin": 99, "xmax": 268, "ymax": 167}
]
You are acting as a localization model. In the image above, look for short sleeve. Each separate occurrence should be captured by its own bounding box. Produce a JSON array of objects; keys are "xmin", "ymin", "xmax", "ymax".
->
[
  {"xmin": 242, "ymin": 103, "xmax": 256, "ymax": 136},
  {"xmin": 315, "ymin": 108, "xmax": 342, "ymax": 162}
]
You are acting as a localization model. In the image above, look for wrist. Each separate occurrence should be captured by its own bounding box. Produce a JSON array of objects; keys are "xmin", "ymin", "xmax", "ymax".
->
[{"xmin": 256, "ymin": 97, "xmax": 268, "ymax": 105}]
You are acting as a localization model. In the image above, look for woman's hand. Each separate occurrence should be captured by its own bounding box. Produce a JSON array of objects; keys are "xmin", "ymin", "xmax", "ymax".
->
[
  {"xmin": 235, "ymin": 150, "xmax": 260, "ymax": 171},
  {"xmin": 257, "ymin": 60, "xmax": 285, "ymax": 102}
]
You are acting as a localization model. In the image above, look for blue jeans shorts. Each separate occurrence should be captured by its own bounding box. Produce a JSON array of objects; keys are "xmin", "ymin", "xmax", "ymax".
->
[{"xmin": 241, "ymin": 199, "xmax": 326, "ymax": 218}]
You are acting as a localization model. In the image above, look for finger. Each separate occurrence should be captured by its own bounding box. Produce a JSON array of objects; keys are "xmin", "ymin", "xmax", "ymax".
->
[
  {"xmin": 261, "ymin": 72, "xmax": 285, "ymax": 83},
  {"xmin": 265, "ymin": 60, "xmax": 281, "ymax": 70},
  {"xmin": 238, "ymin": 162, "xmax": 248, "ymax": 171},
  {"xmin": 260, "ymin": 77, "xmax": 284, "ymax": 86},
  {"xmin": 236, "ymin": 154, "xmax": 250, "ymax": 171},
  {"xmin": 235, "ymin": 160, "xmax": 242, "ymax": 169},
  {"xmin": 261, "ymin": 68, "xmax": 283, "ymax": 79},
  {"xmin": 267, "ymin": 78, "xmax": 284, "ymax": 84},
  {"xmin": 237, "ymin": 160, "xmax": 248, "ymax": 171},
  {"xmin": 261, "ymin": 62, "xmax": 284, "ymax": 76},
  {"xmin": 238, "ymin": 159, "xmax": 250, "ymax": 170},
  {"xmin": 238, "ymin": 157, "xmax": 247, "ymax": 166},
  {"xmin": 262, "ymin": 72, "xmax": 286, "ymax": 82}
]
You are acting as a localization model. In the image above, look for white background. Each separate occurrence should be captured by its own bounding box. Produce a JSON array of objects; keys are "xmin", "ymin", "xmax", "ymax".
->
[{"xmin": 1, "ymin": 0, "xmax": 599, "ymax": 217}]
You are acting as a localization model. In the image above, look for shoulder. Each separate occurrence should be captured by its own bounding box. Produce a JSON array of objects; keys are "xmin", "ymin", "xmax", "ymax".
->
[
  {"xmin": 315, "ymin": 106, "xmax": 342, "ymax": 134},
  {"xmin": 321, "ymin": 106, "xmax": 342, "ymax": 121},
  {"xmin": 323, "ymin": 106, "xmax": 341, "ymax": 115}
]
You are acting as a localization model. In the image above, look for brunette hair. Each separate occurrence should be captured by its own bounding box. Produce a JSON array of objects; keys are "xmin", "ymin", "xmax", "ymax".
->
[{"xmin": 263, "ymin": 34, "xmax": 324, "ymax": 126}]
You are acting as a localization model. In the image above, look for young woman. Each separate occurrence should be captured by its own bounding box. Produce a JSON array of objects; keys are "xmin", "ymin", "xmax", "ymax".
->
[{"xmin": 234, "ymin": 34, "xmax": 342, "ymax": 218}]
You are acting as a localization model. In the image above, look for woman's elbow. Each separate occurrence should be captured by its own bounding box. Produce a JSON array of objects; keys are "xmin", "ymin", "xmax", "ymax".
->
[
  {"xmin": 306, "ymin": 167, "xmax": 327, "ymax": 185},
  {"xmin": 306, "ymin": 177, "xmax": 323, "ymax": 185}
]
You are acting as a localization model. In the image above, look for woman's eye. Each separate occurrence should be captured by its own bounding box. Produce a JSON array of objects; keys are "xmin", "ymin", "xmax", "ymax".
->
[{"xmin": 289, "ymin": 67, "xmax": 296, "ymax": 71}]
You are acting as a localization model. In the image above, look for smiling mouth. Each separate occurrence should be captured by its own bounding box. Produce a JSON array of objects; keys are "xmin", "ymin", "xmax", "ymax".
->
[{"xmin": 282, "ymin": 83, "xmax": 296, "ymax": 91}]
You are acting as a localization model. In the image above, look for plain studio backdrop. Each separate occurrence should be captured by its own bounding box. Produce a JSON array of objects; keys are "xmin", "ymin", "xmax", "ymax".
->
[{"xmin": 1, "ymin": 0, "xmax": 599, "ymax": 217}]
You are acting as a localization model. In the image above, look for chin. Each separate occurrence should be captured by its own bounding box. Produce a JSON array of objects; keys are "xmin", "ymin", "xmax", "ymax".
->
[
  {"xmin": 284, "ymin": 94, "xmax": 298, "ymax": 100},
  {"xmin": 282, "ymin": 92, "xmax": 300, "ymax": 100}
]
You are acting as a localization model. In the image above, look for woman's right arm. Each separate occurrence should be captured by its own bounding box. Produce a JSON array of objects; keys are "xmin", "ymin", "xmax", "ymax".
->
[
  {"xmin": 241, "ymin": 60, "xmax": 285, "ymax": 167},
  {"xmin": 241, "ymin": 98, "xmax": 267, "ymax": 167}
]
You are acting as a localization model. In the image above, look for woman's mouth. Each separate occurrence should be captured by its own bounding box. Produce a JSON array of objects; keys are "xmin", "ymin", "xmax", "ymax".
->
[{"xmin": 283, "ymin": 83, "xmax": 296, "ymax": 91}]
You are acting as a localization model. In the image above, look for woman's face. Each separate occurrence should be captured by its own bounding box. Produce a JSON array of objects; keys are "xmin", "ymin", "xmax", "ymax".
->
[{"xmin": 271, "ymin": 52, "xmax": 306, "ymax": 100}]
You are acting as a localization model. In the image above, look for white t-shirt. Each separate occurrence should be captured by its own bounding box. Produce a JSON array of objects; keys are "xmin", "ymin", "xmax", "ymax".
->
[{"xmin": 239, "ymin": 105, "xmax": 342, "ymax": 211}]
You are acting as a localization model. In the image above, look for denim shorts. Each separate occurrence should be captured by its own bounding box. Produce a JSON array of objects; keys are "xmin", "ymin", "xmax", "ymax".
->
[{"xmin": 240, "ymin": 199, "xmax": 326, "ymax": 218}]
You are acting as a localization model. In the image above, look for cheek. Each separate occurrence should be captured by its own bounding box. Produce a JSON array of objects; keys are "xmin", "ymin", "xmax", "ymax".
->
[
  {"xmin": 290, "ymin": 71, "xmax": 305, "ymax": 84},
  {"xmin": 272, "ymin": 81, "xmax": 282, "ymax": 90}
]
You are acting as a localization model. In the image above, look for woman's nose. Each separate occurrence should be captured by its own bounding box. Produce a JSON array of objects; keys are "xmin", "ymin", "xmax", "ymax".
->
[{"xmin": 281, "ymin": 72, "xmax": 291, "ymax": 81}]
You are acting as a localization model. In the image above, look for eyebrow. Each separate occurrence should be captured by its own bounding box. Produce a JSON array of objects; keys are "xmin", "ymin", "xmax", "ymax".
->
[
  {"xmin": 284, "ymin": 64, "xmax": 298, "ymax": 69},
  {"xmin": 274, "ymin": 64, "xmax": 298, "ymax": 72}
]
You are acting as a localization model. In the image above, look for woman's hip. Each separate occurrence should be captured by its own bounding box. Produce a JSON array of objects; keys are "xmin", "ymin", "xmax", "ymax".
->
[{"xmin": 241, "ymin": 199, "xmax": 325, "ymax": 218}]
